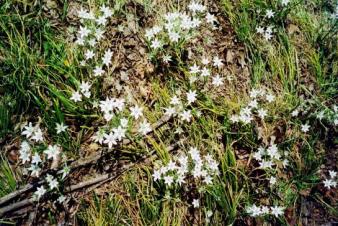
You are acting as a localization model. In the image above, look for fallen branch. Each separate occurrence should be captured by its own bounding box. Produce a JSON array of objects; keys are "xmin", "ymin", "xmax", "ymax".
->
[{"xmin": 0, "ymin": 115, "xmax": 172, "ymax": 207}]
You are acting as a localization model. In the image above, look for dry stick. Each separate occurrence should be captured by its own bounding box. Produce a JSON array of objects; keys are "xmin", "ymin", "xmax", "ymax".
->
[
  {"xmin": 0, "ymin": 116, "xmax": 171, "ymax": 206},
  {"xmin": 0, "ymin": 139, "xmax": 182, "ymax": 218}
]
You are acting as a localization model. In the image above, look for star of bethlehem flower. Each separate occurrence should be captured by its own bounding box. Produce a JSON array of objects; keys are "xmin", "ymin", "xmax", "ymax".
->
[
  {"xmin": 266, "ymin": 9, "xmax": 275, "ymax": 18},
  {"xmin": 213, "ymin": 56, "xmax": 223, "ymax": 68},
  {"xmin": 56, "ymin": 122, "xmax": 68, "ymax": 134},
  {"xmin": 301, "ymin": 123, "xmax": 310, "ymax": 133},
  {"xmin": 212, "ymin": 74, "xmax": 224, "ymax": 86},
  {"xmin": 138, "ymin": 120, "xmax": 152, "ymax": 135},
  {"xmin": 186, "ymin": 90, "xmax": 197, "ymax": 104},
  {"xmin": 44, "ymin": 145, "xmax": 61, "ymax": 160},
  {"xmin": 34, "ymin": 186, "xmax": 46, "ymax": 200},
  {"xmin": 151, "ymin": 39, "xmax": 161, "ymax": 49},
  {"xmin": 102, "ymin": 49, "xmax": 113, "ymax": 66},
  {"xmin": 104, "ymin": 132, "xmax": 117, "ymax": 149},
  {"xmin": 84, "ymin": 49, "xmax": 95, "ymax": 60},
  {"xmin": 71, "ymin": 91, "xmax": 82, "ymax": 102},
  {"xmin": 180, "ymin": 110, "xmax": 192, "ymax": 122},
  {"xmin": 192, "ymin": 199, "xmax": 200, "ymax": 208},
  {"xmin": 130, "ymin": 105, "xmax": 143, "ymax": 119}
]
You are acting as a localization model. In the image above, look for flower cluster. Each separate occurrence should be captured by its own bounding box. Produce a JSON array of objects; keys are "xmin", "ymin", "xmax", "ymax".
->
[
  {"xmin": 70, "ymin": 5, "xmax": 114, "ymax": 102},
  {"xmin": 255, "ymin": 0, "xmax": 290, "ymax": 41},
  {"xmin": 92, "ymin": 100, "xmax": 154, "ymax": 149},
  {"xmin": 152, "ymin": 147, "xmax": 219, "ymax": 187},
  {"xmin": 246, "ymin": 204, "xmax": 285, "ymax": 218},
  {"xmin": 188, "ymin": 55, "xmax": 226, "ymax": 87},
  {"xmin": 323, "ymin": 170, "xmax": 337, "ymax": 189},
  {"xmin": 230, "ymin": 88, "xmax": 275, "ymax": 124},
  {"xmin": 145, "ymin": 1, "xmax": 217, "ymax": 61},
  {"xmin": 19, "ymin": 122, "xmax": 70, "ymax": 202},
  {"xmin": 292, "ymin": 104, "xmax": 338, "ymax": 127}
]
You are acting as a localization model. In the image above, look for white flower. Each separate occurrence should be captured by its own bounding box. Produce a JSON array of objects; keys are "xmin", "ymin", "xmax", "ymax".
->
[
  {"xmin": 151, "ymin": 39, "xmax": 161, "ymax": 49},
  {"xmin": 270, "ymin": 206, "xmax": 284, "ymax": 217},
  {"xmin": 192, "ymin": 199, "xmax": 200, "ymax": 208},
  {"xmin": 317, "ymin": 111, "xmax": 325, "ymax": 120},
  {"xmin": 130, "ymin": 105, "xmax": 143, "ymax": 119},
  {"xmin": 329, "ymin": 170, "xmax": 337, "ymax": 179},
  {"xmin": 170, "ymin": 96, "xmax": 181, "ymax": 105},
  {"xmin": 259, "ymin": 160, "xmax": 274, "ymax": 169},
  {"xmin": 80, "ymin": 81, "xmax": 91, "ymax": 94},
  {"xmin": 248, "ymin": 100, "xmax": 258, "ymax": 109},
  {"xmin": 281, "ymin": 0, "xmax": 290, "ymax": 6},
  {"xmin": 204, "ymin": 175, "xmax": 213, "ymax": 184},
  {"xmin": 256, "ymin": 26, "xmax": 265, "ymax": 34},
  {"xmin": 102, "ymin": 49, "xmax": 113, "ymax": 66},
  {"xmin": 78, "ymin": 26, "xmax": 90, "ymax": 38},
  {"xmin": 61, "ymin": 165, "xmax": 70, "ymax": 179},
  {"xmin": 301, "ymin": 123, "xmax": 310, "ymax": 133},
  {"xmin": 100, "ymin": 5, "xmax": 113, "ymax": 18},
  {"xmin": 164, "ymin": 107, "xmax": 176, "ymax": 117},
  {"xmin": 230, "ymin": 115, "xmax": 239, "ymax": 123},
  {"xmin": 70, "ymin": 91, "xmax": 82, "ymax": 102},
  {"xmin": 264, "ymin": 32, "xmax": 273, "ymax": 41},
  {"xmin": 180, "ymin": 110, "xmax": 192, "ymax": 122},
  {"xmin": 113, "ymin": 126, "xmax": 126, "ymax": 141},
  {"xmin": 200, "ymin": 67, "xmax": 210, "ymax": 77},
  {"xmin": 212, "ymin": 74, "xmax": 224, "ymax": 87},
  {"xmin": 120, "ymin": 118, "xmax": 129, "ymax": 127},
  {"xmin": 48, "ymin": 178, "xmax": 59, "ymax": 190},
  {"xmin": 95, "ymin": 28, "xmax": 105, "ymax": 40},
  {"xmin": 57, "ymin": 195, "xmax": 66, "ymax": 204},
  {"xmin": 186, "ymin": 90, "xmax": 197, "ymax": 104},
  {"xmin": 164, "ymin": 175, "xmax": 174, "ymax": 186},
  {"xmin": 247, "ymin": 204, "xmax": 262, "ymax": 217},
  {"xmin": 189, "ymin": 147, "xmax": 200, "ymax": 161},
  {"xmin": 44, "ymin": 145, "xmax": 61, "ymax": 160},
  {"xmin": 56, "ymin": 122, "xmax": 68, "ymax": 134},
  {"xmin": 206, "ymin": 13, "xmax": 217, "ymax": 24},
  {"xmin": 19, "ymin": 150, "xmax": 31, "ymax": 164},
  {"xmin": 213, "ymin": 56, "xmax": 223, "ymax": 68},
  {"xmin": 92, "ymin": 130, "xmax": 105, "ymax": 144},
  {"xmin": 31, "ymin": 152, "xmax": 42, "ymax": 165},
  {"xmin": 189, "ymin": 64, "xmax": 200, "ymax": 74},
  {"xmin": 77, "ymin": 8, "xmax": 88, "ymax": 19},
  {"xmin": 152, "ymin": 170, "xmax": 161, "ymax": 181},
  {"xmin": 22, "ymin": 122, "xmax": 36, "ymax": 138},
  {"xmin": 85, "ymin": 49, "xmax": 95, "ymax": 60},
  {"xmin": 266, "ymin": 9, "xmax": 275, "ymax": 18},
  {"xmin": 291, "ymin": 109, "xmax": 299, "ymax": 117},
  {"xmin": 270, "ymin": 176, "xmax": 277, "ymax": 185},
  {"xmin": 28, "ymin": 164, "xmax": 41, "ymax": 177},
  {"xmin": 261, "ymin": 206, "xmax": 270, "ymax": 214},
  {"xmin": 169, "ymin": 32, "xmax": 180, "ymax": 42},
  {"xmin": 201, "ymin": 57, "xmax": 210, "ymax": 65},
  {"xmin": 176, "ymin": 174, "xmax": 185, "ymax": 185},
  {"xmin": 34, "ymin": 186, "xmax": 46, "ymax": 200},
  {"xmin": 266, "ymin": 93, "xmax": 275, "ymax": 102},
  {"xmin": 253, "ymin": 151, "xmax": 262, "ymax": 161},
  {"xmin": 104, "ymin": 132, "xmax": 117, "ymax": 149},
  {"xmin": 96, "ymin": 16, "xmax": 107, "ymax": 25},
  {"xmin": 138, "ymin": 120, "xmax": 152, "ymax": 135},
  {"xmin": 93, "ymin": 65, "xmax": 105, "ymax": 77},
  {"xmin": 31, "ymin": 128, "xmax": 44, "ymax": 142},
  {"xmin": 163, "ymin": 55, "xmax": 172, "ymax": 63},
  {"xmin": 257, "ymin": 108, "xmax": 268, "ymax": 119}
]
